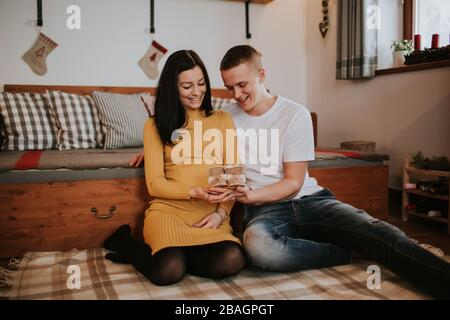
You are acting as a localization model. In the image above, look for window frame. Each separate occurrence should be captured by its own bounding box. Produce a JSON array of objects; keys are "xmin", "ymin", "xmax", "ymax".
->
[{"xmin": 403, "ymin": 0, "xmax": 413, "ymax": 40}]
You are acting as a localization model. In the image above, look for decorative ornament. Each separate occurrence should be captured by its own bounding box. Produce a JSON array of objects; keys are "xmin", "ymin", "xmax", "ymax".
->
[
  {"xmin": 405, "ymin": 45, "xmax": 450, "ymax": 65},
  {"xmin": 138, "ymin": 40, "xmax": 168, "ymax": 79},
  {"xmin": 319, "ymin": 0, "xmax": 330, "ymax": 38},
  {"xmin": 411, "ymin": 151, "xmax": 450, "ymax": 172},
  {"xmin": 22, "ymin": 32, "xmax": 58, "ymax": 76}
]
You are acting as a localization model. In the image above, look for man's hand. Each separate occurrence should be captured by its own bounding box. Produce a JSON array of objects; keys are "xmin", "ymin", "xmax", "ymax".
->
[
  {"xmin": 189, "ymin": 187, "xmax": 234, "ymax": 204},
  {"xmin": 129, "ymin": 152, "xmax": 144, "ymax": 167},
  {"xmin": 193, "ymin": 212, "xmax": 223, "ymax": 229},
  {"xmin": 233, "ymin": 186, "xmax": 257, "ymax": 205}
]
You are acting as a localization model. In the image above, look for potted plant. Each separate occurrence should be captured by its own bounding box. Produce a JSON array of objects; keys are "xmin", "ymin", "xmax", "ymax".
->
[{"xmin": 391, "ymin": 40, "xmax": 413, "ymax": 67}]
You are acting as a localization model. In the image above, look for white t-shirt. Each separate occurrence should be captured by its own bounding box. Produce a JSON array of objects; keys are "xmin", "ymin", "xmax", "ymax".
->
[{"xmin": 223, "ymin": 96, "xmax": 323, "ymax": 199}]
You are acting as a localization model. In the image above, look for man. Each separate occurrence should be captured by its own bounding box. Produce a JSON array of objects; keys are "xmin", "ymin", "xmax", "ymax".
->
[{"xmin": 131, "ymin": 45, "xmax": 450, "ymax": 298}]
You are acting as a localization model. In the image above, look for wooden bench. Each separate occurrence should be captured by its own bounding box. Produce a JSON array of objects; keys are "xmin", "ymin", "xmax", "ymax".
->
[{"xmin": 0, "ymin": 85, "xmax": 388, "ymax": 257}]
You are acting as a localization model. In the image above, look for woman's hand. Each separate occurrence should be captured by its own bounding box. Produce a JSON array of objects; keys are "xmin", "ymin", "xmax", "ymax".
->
[
  {"xmin": 205, "ymin": 187, "xmax": 233, "ymax": 196},
  {"xmin": 129, "ymin": 152, "xmax": 144, "ymax": 167},
  {"xmin": 193, "ymin": 212, "xmax": 224, "ymax": 229},
  {"xmin": 189, "ymin": 187, "xmax": 234, "ymax": 203}
]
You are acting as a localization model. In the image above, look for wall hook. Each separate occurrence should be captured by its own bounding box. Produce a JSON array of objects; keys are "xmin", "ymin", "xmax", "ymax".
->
[
  {"xmin": 37, "ymin": 0, "xmax": 43, "ymax": 27},
  {"xmin": 245, "ymin": 1, "xmax": 251, "ymax": 39},
  {"xmin": 150, "ymin": 0, "xmax": 155, "ymax": 34}
]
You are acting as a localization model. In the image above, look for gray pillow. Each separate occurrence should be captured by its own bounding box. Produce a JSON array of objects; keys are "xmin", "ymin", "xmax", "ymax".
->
[
  {"xmin": 211, "ymin": 97, "xmax": 236, "ymax": 110},
  {"xmin": 91, "ymin": 91, "xmax": 151, "ymax": 149},
  {"xmin": 0, "ymin": 92, "xmax": 58, "ymax": 150},
  {"xmin": 46, "ymin": 90, "xmax": 103, "ymax": 150}
]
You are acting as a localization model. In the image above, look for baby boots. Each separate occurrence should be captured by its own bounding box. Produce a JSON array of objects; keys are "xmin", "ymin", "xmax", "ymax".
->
[
  {"xmin": 224, "ymin": 165, "xmax": 246, "ymax": 188},
  {"xmin": 208, "ymin": 166, "xmax": 228, "ymax": 188},
  {"xmin": 208, "ymin": 165, "xmax": 246, "ymax": 189}
]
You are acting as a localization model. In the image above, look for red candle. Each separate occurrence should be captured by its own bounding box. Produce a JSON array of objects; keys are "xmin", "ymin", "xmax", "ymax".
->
[
  {"xmin": 432, "ymin": 34, "xmax": 439, "ymax": 49},
  {"xmin": 414, "ymin": 34, "xmax": 421, "ymax": 51}
]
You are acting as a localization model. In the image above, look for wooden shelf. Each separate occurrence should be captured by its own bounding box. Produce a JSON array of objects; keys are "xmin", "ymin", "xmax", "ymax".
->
[
  {"xmin": 405, "ymin": 189, "xmax": 449, "ymax": 201},
  {"xmin": 375, "ymin": 59, "xmax": 450, "ymax": 76},
  {"xmin": 405, "ymin": 166, "xmax": 450, "ymax": 178},
  {"xmin": 405, "ymin": 210, "xmax": 448, "ymax": 225},
  {"xmin": 402, "ymin": 158, "xmax": 450, "ymax": 234},
  {"xmin": 224, "ymin": 0, "xmax": 274, "ymax": 4}
]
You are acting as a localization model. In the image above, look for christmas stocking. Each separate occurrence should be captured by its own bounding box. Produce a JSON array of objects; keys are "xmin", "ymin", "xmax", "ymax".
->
[
  {"xmin": 22, "ymin": 32, "xmax": 58, "ymax": 76},
  {"xmin": 139, "ymin": 40, "xmax": 168, "ymax": 79}
]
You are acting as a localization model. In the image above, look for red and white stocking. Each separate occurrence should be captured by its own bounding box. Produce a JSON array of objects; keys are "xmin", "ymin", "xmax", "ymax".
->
[{"xmin": 139, "ymin": 40, "xmax": 168, "ymax": 79}]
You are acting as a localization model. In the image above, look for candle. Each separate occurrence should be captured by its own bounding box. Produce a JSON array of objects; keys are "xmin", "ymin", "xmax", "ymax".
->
[
  {"xmin": 432, "ymin": 34, "xmax": 439, "ymax": 49},
  {"xmin": 414, "ymin": 34, "xmax": 421, "ymax": 51}
]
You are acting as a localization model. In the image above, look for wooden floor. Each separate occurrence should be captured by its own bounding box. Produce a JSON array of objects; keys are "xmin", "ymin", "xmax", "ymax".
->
[{"xmin": 387, "ymin": 202, "xmax": 450, "ymax": 254}]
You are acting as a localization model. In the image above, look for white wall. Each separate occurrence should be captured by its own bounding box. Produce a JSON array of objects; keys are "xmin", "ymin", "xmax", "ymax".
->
[
  {"xmin": 0, "ymin": 0, "xmax": 306, "ymax": 100},
  {"xmin": 305, "ymin": 0, "xmax": 450, "ymax": 188},
  {"xmin": 1, "ymin": 0, "xmax": 449, "ymax": 188}
]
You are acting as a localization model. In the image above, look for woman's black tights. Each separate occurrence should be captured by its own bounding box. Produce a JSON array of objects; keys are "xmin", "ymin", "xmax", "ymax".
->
[{"xmin": 104, "ymin": 225, "xmax": 246, "ymax": 286}]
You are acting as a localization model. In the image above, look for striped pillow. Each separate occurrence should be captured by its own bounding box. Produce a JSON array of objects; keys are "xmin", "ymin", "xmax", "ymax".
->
[
  {"xmin": 0, "ymin": 92, "xmax": 58, "ymax": 150},
  {"xmin": 212, "ymin": 97, "xmax": 236, "ymax": 110},
  {"xmin": 92, "ymin": 91, "xmax": 151, "ymax": 149},
  {"xmin": 46, "ymin": 90, "xmax": 104, "ymax": 150}
]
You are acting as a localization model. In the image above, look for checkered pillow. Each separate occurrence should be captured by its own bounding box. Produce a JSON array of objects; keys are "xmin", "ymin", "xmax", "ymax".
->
[
  {"xmin": 0, "ymin": 92, "xmax": 58, "ymax": 150},
  {"xmin": 92, "ymin": 91, "xmax": 151, "ymax": 149},
  {"xmin": 46, "ymin": 90, "xmax": 104, "ymax": 150},
  {"xmin": 212, "ymin": 97, "xmax": 236, "ymax": 110}
]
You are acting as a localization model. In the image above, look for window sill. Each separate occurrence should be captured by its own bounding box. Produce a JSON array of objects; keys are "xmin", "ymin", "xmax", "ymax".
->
[{"xmin": 375, "ymin": 59, "xmax": 450, "ymax": 76}]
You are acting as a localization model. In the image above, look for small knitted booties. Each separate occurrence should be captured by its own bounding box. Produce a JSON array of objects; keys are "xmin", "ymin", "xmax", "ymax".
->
[
  {"xmin": 224, "ymin": 165, "xmax": 246, "ymax": 188},
  {"xmin": 208, "ymin": 166, "xmax": 228, "ymax": 188}
]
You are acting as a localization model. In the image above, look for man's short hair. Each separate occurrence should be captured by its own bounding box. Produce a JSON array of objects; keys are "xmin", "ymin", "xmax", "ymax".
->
[{"xmin": 220, "ymin": 45, "xmax": 262, "ymax": 72}]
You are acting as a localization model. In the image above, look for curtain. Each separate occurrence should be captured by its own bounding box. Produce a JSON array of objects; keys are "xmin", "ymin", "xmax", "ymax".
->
[{"xmin": 337, "ymin": 0, "xmax": 378, "ymax": 79}]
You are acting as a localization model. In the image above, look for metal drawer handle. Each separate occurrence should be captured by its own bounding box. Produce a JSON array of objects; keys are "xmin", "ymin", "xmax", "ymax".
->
[{"xmin": 91, "ymin": 206, "xmax": 116, "ymax": 220}]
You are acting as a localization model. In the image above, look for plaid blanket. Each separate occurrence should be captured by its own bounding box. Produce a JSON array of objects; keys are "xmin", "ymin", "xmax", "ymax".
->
[{"xmin": 0, "ymin": 248, "xmax": 430, "ymax": 300}]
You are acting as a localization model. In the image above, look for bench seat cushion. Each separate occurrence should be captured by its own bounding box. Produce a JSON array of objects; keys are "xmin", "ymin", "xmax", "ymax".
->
[{"xmin": 0, "ymin": 147, "xmax": 389, "ymax": 173}]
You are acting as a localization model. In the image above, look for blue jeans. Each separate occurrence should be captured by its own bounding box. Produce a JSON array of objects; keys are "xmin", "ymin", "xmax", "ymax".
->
[{"xmin": 243, "ymin": 188, "xmax": 450, "ymax": 298}]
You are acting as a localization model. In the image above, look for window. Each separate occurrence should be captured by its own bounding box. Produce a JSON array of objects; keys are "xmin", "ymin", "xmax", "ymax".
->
[
  {"xmin": 414, "ymin": 0, "xmax": 450, "ymax": 48},
  {"xmin": 405, "ymin": 0, "xmax": 450, "ymax": 47},
  {"xmin": 376, "ymin": 0, "xmax": 450, "ymax": 74}
]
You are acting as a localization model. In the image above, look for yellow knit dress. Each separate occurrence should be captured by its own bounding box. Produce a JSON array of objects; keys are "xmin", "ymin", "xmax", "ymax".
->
[{"xmin": 143, "ymin": 108, "xmax": 241, "ymax": 254}]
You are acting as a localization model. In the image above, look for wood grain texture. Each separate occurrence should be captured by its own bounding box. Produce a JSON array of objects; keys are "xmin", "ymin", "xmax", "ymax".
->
[
  {"xmin": 0, "ymin": 165, "xmax": 388, "ymax": 257},
  {"xmin": 309, "ymin": 165, "xmax": 389, "ymax": 219},
  {"xmin": 224, "ymin": 0, "xmax": 274, "ymax": 4},
  {"xmin": 0, "ymin": 178, "xmax": 149, "ymax": 257}
]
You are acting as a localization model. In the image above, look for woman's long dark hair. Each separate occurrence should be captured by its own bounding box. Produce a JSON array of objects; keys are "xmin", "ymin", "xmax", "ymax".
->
[{"xmin": 154, "ymin": 50, "xmax": 213, "ymax": 145}]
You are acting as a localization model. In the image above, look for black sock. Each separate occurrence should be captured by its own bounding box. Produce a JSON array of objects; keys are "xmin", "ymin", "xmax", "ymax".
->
[
  {"xmin": 121, "ymin": 240, "xmax": 153, "ymax": 275},
  {"xmin": 104, "ymin": 224, "xmax": 132, "ymax": 252},
  {"xmin": 105, "ymin": 252, "xmax": 129, "ymax": 264}
]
